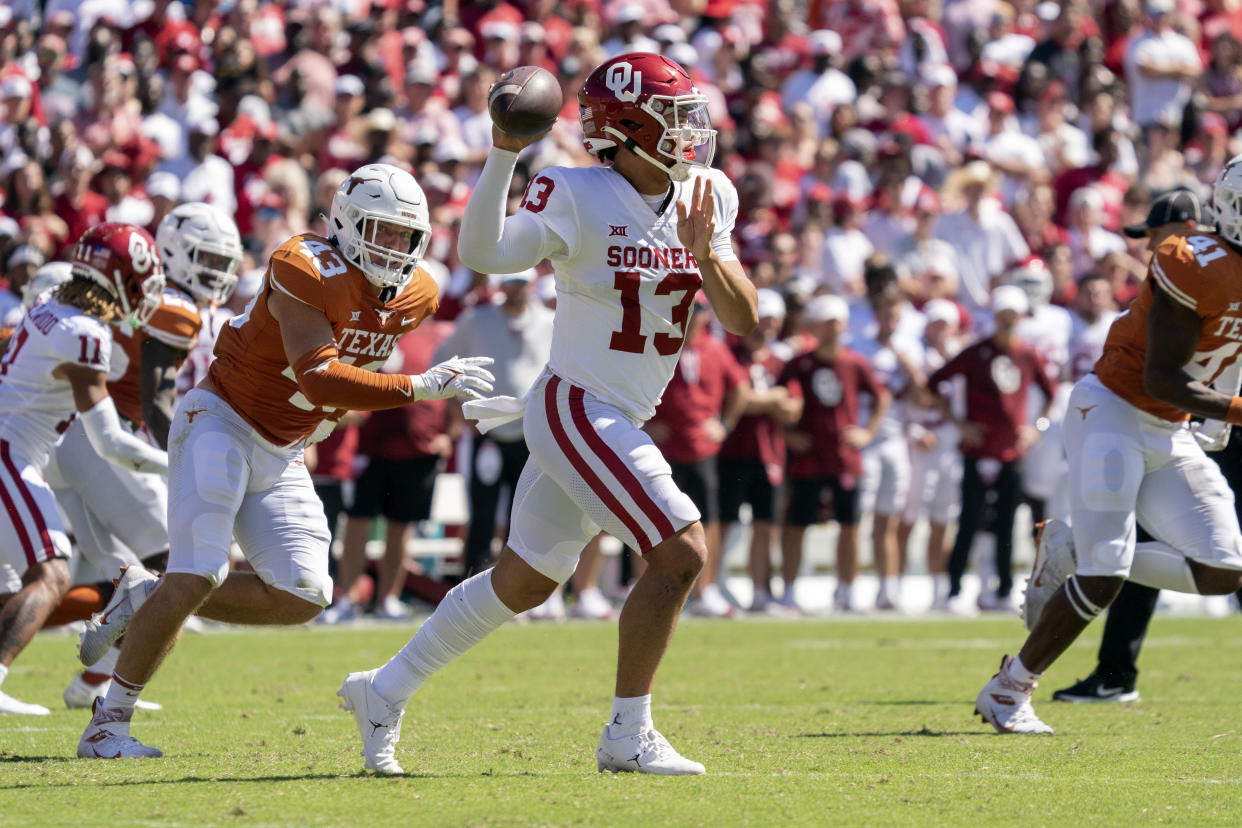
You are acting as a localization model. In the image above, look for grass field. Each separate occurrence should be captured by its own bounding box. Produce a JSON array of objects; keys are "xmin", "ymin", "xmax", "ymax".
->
[{"xmin": 2, "ymin": 615, "xmax": 1241, "ymax": 826}]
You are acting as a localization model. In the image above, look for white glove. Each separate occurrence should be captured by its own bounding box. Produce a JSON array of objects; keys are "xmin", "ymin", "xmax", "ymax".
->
[
  {"xmin": 1192, "ymin": 418, "xmax": 1231, "ymax": 452},
  {"xmin": 409, "ymin": 355, "xmax": 496, "ymax": 401}
]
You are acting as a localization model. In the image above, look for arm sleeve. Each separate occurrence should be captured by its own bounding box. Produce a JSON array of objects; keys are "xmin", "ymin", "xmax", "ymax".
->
[
  {"xmin": 457, "ymin": 150, "xmax": 567, "ymax": 274},
  {"xmin": 292, "ymin": 344, "xmax": 415, "ymax": 411},
  {"xmin": 708, "ymin": 170, "xmax": 740, "ymax": 263},
  {"xmin": 79, "ymin": 396, "xmax": 169, "ymax": 475}
]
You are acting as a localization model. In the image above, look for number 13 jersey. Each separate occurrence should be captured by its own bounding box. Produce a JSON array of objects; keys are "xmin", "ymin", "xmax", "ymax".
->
[
  {"xmin": 1095, "ymin": 231, "xmax": 1242, "ymax": 422},
  {"xmin": 520, "ymin": 164, "xmax": 739, "ymax": 422}
]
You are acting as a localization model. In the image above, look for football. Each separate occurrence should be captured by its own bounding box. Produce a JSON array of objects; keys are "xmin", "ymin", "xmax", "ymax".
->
[{"xmin": 487, "ymin": 65, "xmax": 563, "ymax": 138}]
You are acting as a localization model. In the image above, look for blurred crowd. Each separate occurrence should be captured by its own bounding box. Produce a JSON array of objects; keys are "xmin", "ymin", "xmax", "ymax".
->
[{"xmin": 0, "ymin": 0, "xmax": 1233, "ymax": 618}]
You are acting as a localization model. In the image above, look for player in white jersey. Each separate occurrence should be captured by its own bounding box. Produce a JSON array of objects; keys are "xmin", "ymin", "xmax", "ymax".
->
[
  {"xmin": 340, "ymin": 53, "xmax": 757, "ymax": 776},
  {"xmin": 0, "ymin": 223, "xmax": 167, "ymax": 715},
  {"xmin": 853, "ymin": 273, "xmax": 925, "ymax": 611},
  {"xmin": 1009, "ymin": 258, "xmax": 1075, "ymax": 524},
  {"xmin": 1066, "ymin": 271, "xmax": 1120, "ymax": 384},
  {"xmin": 900, "ymin": 299, "xmax": 965, "ymax": 610},
  {"xmin": 52, "ymin": 203, "xmax": 243, "ymax": 711}
]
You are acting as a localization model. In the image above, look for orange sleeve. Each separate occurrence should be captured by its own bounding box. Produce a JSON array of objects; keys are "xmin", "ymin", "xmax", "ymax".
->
[
  {"xmin": 143, "ymin": 298, "xmax": 201, "ymax": 351},
  {"xmin": 268, "ymin": 241, "xmax": 327, "ymax": 311},
  {"xmin": 292, "ymin": 344, "xmax": 416, "ymax": 411}
]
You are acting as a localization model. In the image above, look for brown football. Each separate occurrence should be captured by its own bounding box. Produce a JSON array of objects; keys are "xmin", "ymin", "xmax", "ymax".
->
[{"xmin": 487, "ymin": 65, "xmax": 563, "ymax": 138}]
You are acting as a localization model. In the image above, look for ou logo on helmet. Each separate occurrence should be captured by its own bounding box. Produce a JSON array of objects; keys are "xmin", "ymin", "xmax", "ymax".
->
[
  {"xmin": 990, "ymin": 355, "xmax": 1021, "ymax": 394},
  {"xmin": 128, "ymin": 232, "xmax": 154, "ymax": 275},
  {"xmin": 605, "ymin": 62, "xmax": 642, "ymax": 103},
  {"xmin": 812, "ymin": 367, "xmax": 843, "ymax": 406}
]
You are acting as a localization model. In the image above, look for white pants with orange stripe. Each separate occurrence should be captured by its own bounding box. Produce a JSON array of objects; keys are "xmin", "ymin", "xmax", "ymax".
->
[
  {"xmin": 508, "ymin": 372, "xmax": 700, "ymax": 584},
  {"xmin": 165, "ymin": 389, "xmax": 333, "ymax": 607},
  {"xmin": 0, "ymin": 438, "xmax": 71, "ymax": 588},
  {"xmin": 1065, "ymin": 373, "xmax": 1242, "ymax": 577}
]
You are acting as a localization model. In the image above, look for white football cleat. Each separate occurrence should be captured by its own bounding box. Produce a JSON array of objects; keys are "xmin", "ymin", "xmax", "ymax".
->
[
  {"xmin": 689, "ymin": 584, "xmax": 737, "ymax": 619},
  {"xmin": 77, "ymin": 698, "xmax": 163, "ymax": 758},
  {"xmin": 79, "ymin": 566, "xmax": 160, "ymax": 666},
  {"xmin": 338, "ymin": 669, "xmax": 405, "ymax": 774},
  {"xmin": 569, "ymin": 588, "xmax": 615, "ymax": 620},
  {"xmin": 596, "ymin": 726, "xmax": 705, "ymax": 775},
  {"xmin": 974, "ymin": 655, "xmax": 1054, "ymax": 735},
  {"xmin": 1022, "ymin": 520, "xmax": 1076, "ymax": 632},
  {"xmin": 63, "ymin": 676, "xmax": 162, "ymax": 711},
  {"xmin": 0, "ymin": 689, "xmax": 50, "ymax": 715}
]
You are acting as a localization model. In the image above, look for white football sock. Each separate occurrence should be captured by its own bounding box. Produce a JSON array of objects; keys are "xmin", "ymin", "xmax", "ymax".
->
[
  {"xmin": 87, "ymin": 646, "xmax": 121, "ymax": 677},
  {"xmin": 1007, "ymin": 654, "xmax": 1040, "ymax": 687},
  {"xmin": 372, "ymin": 570, "xmax": 514, "ymax": 707},
  {"xmin": 882, "ymin": 576, "xmax": 901, "ymax": 600},
  {"xmin": 932, "ymin": 574, "xmax": 950, "ymax": 604},
  {"xmin": 607, "ymin": 694, "xmax": 653, "ymax": 739},
  {"xmin": 1129, "ymin": 542, "xmax": 1198, "ymax": 593},
  {"xmin": 0, "ymin": 663, "xmax": 8, "ymax": 690},
  {"xmin": 101, "ymin": 673, "xmax": 144, "ymax": 722}
]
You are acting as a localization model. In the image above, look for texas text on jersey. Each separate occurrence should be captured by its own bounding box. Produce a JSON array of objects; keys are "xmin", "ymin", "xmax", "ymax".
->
[
  {"xmin": 208, "ymin": 233, "xmax": 439, "ymax": 445},
  {"xmin": 109, "ymin": 286, "xmax": 201, "ymax": 428},
  {"xmin": 1095, "ymin": 231, "xmax": 1242, "ymax": 422},
  {"xmin": 518, "ymin": 164, "xmax": 739, "ymax": 421}
]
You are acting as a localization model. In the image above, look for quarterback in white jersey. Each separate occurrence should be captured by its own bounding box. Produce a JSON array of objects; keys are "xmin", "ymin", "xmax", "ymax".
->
[
  {"xmin": 342, "ymin": 53, "xmax": 757, "ymax": 777},
  {"xmin": 0, "ymin": 223, "xmax": 167, "ymax": 717}
]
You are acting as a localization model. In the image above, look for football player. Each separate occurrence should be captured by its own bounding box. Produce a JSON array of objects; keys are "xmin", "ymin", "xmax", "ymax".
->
[
  {"xmin": 975, "ymin": 163, "xmax": 1242, "ymax": 734},
  {"xmin": 77, "ymin": 164, "xmax": 493, "ymax": 759},
  {"xmin": 49, "ymin": 203, "xmax": 242, "ymax": 711},
  {"xmin": 339, "ymin": 53, "xmax": 757, "ymax": 776},
  {"xmin": 0, "ymin": 223, "xmax": 168, "ymax": 716}
]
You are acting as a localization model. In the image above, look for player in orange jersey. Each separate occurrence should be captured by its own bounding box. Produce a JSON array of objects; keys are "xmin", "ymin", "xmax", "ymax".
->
[
  {"xmin": 975, "ymin": 174, "xmax": 1242, "ymax": 735},
  {"xmin": 77, "ymin": 164, "xmax": 494, "ymax": 759},
  {"xmin": 48, "ymin": 203, "xmax": 241, "ymax": 712}
]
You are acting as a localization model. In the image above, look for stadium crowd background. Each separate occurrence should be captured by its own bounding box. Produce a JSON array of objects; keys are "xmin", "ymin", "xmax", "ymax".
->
[{"xmin": 0, "ymin": 0, "xmax": 1235, "ymax": 617}]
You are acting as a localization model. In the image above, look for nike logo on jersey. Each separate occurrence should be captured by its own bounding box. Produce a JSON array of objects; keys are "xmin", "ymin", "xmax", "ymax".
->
[
  {"xmin": 1075, "ymin": 405, "xmax": 1097, "ymax": 420},
  {"xmin": 402, "ymin": 316, "xmax": 418, "ymax": 326}
]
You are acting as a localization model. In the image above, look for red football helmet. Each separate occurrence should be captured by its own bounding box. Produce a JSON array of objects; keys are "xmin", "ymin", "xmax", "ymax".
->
[
  {"xmin": 578, "ymin": 52, "xmax": 716, "ymax": 182},
  {"xmin": 68, "ymin": 223, "xmax": 166, "ymax": 328}
]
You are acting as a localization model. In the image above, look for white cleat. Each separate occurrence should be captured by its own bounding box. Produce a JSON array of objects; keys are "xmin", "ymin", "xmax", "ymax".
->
[
  {"xmin": 63, "ymin": 676, "xmax": 162, "ymax": 711},
  {"xmin": 0, "ymin": 689, "xmax": 50, "ymax": 715},
  {"xmin": 1022, "ymin": 520, "xmax": 1077, "ymax": 631},
  {"xmin": 77, "ymin": 698, "xmax": 163, "ymax": 758},
  {"xmin": 974, "ymin": 655, "xmax": 1054, "ymax": 735},
  {"xmin": 79, "ymin": 566, "xmax": 160, "ymax": 666},
  {"xmin": 338, "ymin": 669, "xmax": 405, "ymax": 774},
  {"xmin": 569, "ymin": 588, "xmax": 615, "ymax": 620},
  {"xmin": 596, "ymin": 726, "xmax": 706, "ymax": 775}
]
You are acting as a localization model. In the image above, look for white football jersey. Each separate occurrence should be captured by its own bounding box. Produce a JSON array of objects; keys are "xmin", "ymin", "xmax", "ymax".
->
[
  {"xmin": 0, "ymin": 298, "xmax": 113, "ymax": 468},
  {"xmin": 520, "ymin": 164, "xmax": 739, "ymax": 421},
  {"xmin": 1068, "ymin": 309, "xmax": 1120, "ymax": 384},
  {"xmin": 852, "ymin": 330, "xmax": 925, "ymax": 442}
]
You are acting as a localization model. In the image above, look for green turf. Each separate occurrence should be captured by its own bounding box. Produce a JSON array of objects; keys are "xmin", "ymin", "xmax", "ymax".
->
[{"xmin": 2, "ymin": 616, "xmax": 1240, "ymax": 826}]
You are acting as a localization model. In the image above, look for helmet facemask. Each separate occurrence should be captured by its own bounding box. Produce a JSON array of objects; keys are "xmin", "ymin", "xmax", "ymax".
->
[
  {"xmin": 645, "ymin": 93, "xmax": 716, "ymax": 182},
  {"xmin": 122, "ymin": 272, "xmax": 166, "ymax": 329},
  {"xmin": 186, "ymin": 242, "xmax": 242, "ymax": 307},
  {"xmin": 340, "ymin": 205, "xmax": 431, "ymax": 290}
]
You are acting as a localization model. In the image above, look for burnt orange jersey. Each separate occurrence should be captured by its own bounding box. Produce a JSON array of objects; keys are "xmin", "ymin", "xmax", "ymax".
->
[
  {"xmin": 208, "ymin": 233, "xmax": 439, "ymax": 446},
  {"xmin": 1095, "ymin": 231, "xmax": 1242, "ymax": 422},
  {"xmin": 110, "ymin": 286, "xmax": 201, "ymax": 427}
]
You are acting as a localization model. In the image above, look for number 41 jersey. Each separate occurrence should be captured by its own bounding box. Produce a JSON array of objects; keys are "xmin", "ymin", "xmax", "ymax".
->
[
  {"xmin": 520, "ymin": 164, "xmax": 739, "ymax": 422},
  {"xmin": 1095, "ymin": 231, "xmax": 1242, "ymax": 422}
]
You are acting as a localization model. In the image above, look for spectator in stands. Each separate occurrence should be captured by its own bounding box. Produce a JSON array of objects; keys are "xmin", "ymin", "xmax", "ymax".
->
[
  {"xmin": 929, "ymin": 285, "xmax": 1055, "ymax": 613},
  {"xmin": 1123, "ymin": 0, "xmax": 1201, "ymax": 135},
  {"xmin": 820, "ymin": 194, "xmax": 873, "ymax": 296},
  {"xmin": 780, "ymin": 294, "xmax": 889, "ymax": 613}
]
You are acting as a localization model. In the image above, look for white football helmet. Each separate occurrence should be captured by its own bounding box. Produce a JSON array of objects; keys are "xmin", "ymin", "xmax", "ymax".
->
[
  {"xmin": 328, "ymin": 163, "xmax": 432, "ymax": 290},
  {"xmin": 23, "ymin": 261, "xmax": 73, "ymax": 308},
  {"xmin": 1008, "ymin": 258, "xmax": 1053, "ymax": 309},
  {"xmin": 1213, "ymin": 157, "xmax": 1242, "ymax": 246},
  {"xmin": 155, "ymin": 202, "xmax": 244, "ymax": 307}
]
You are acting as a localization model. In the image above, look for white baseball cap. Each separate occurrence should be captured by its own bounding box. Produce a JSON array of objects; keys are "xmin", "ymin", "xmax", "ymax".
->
[
  {"xmin": 923, "ymin": 298, "xmax": 959, "ymax": 326},
  {"xmin": 805, "ymin": 294, "xmax": 850, "ymax": 323},
  {"xmin": 756, "ymin": 288, "xmax": 786, "ymax": 320},
  {"xmin": 991, "ymin": 284, "xmax": 1030, "ymax": 315},
  {"xmin": 146, "ymin": 171, "xmax": 181, "ymax": 201}
]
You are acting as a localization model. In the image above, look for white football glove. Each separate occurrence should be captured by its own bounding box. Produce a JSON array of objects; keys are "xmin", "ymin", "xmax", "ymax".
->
[{"xmin": 410, "ymin": 355, "xmax": 496, "ymax": 401}]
